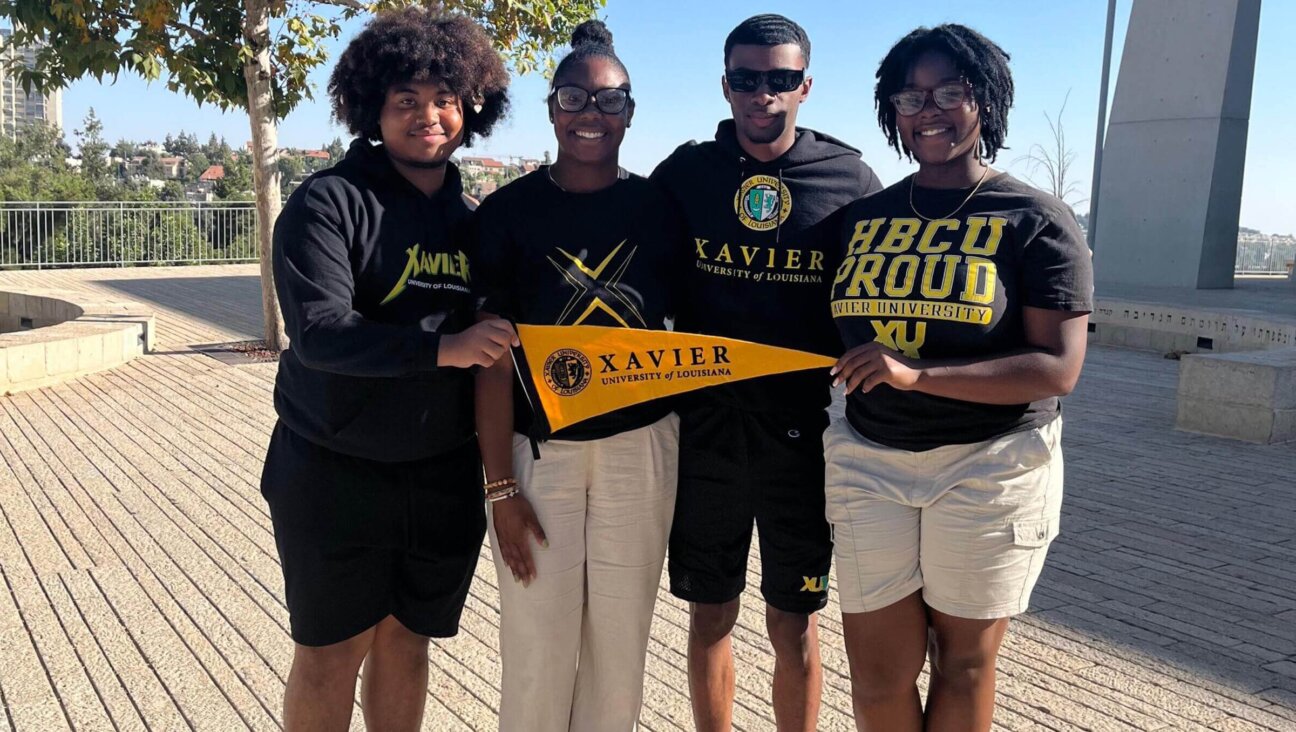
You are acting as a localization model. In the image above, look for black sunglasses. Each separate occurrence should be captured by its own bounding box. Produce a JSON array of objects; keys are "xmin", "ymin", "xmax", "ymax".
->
[
  {"xmin": 550, "ymin": 85, "xmax": 632, "ymax": 114},
  {"xmin": 889, "ymin": 81, "xmax": 973, "ymax": 116},
  {"xmin": 725, "ymin": 68, "xmax": 806, "ymax": 94}
]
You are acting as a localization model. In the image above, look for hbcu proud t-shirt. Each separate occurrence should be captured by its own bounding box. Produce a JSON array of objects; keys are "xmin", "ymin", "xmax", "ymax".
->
[
  {"xmin": 473, "ymin": 168, "xmax": 681, "ymax": 441},
  {"xmin": 831, "ymin": 173, "xmax": 1093, "ymax": 451}
]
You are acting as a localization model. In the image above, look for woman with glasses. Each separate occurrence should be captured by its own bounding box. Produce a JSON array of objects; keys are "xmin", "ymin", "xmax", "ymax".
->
[
  {"xmin": 825, "ymin": 25, "xmax": 1092, "ymax": 731},
  {"xmin": 472, "ymin": 19, "xmax": 682, "ymax": 732}
]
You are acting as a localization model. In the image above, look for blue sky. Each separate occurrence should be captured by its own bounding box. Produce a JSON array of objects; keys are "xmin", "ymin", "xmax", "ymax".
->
[{"xmin": 52, "ymin": 0, "xmax": 1295, "ymax": 234}]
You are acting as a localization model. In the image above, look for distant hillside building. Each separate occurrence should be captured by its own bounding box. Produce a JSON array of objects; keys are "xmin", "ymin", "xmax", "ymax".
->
[
  {"xmin": 198, "ymin": 165, "xmax": 225, "ymax": 182},
  {"xmin": 158, "ymin": 156, "xmax": 184, "ymax": 179},
  {"xmin": 460, "ymin": 156, "xmax": 506, "ymax": 174},
  {"xmin": 0, "ymin": 26, "xmax": 63, "ymax": 141}
]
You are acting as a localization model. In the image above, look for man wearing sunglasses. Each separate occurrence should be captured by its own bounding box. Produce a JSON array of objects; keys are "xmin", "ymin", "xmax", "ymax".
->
[{"xmin": 650, "ymin": 13, "xmax": 882, "ymax": 732}]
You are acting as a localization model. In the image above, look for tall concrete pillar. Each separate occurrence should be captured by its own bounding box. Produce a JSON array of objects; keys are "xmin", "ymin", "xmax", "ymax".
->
[{"xmin": 1092, "ymin": 0, "xmax": 1261, "ymax": 290}]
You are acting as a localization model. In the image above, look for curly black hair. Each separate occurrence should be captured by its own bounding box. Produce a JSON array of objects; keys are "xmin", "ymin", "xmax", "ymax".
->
[
  {"xmin": 552, "ymin": 19, "xmax": 629, "ymax": 87},
  {"xmin": 328, "ymin": 9, "xmax": 509, "ymax": 147},
  {"xmin": 724, "ymin": 14, "xmax": 811, "ymax": 67},
  {"xmin": 875, "ymin": 24, "xmax": 1014, "ymax": 162}
]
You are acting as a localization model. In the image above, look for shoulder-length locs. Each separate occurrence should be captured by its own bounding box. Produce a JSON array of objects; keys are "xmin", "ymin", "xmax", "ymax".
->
[{"xmin": 875, "ymin": 24, "xmax": 1014, "ymax": 162}]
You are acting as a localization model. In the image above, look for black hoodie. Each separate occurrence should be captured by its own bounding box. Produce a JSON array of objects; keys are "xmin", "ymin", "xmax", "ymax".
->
[
  {"xmin": 271, "ymin": 140, "xmax": 477, "ymax": 462},
  {"xmin": 650, "ymin": 121, "xmax": 882, "ymax": 412}
]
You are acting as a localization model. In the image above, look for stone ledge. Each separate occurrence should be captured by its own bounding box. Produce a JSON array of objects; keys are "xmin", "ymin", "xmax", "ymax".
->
[
  {"xmin": 1090, "ymin": 298, "xmax": 1296, "ymax": 354},
  {"xmin": 1, "ymin": 287, "xmax": 154, "ymax": 396},
  {"xmin": 1176, "ymin": 349, "xmax": 1296, "ymax": 444},
  {"xmin": 1091, "ymin": 297, "xmax": 1296, "ymax": 443}
]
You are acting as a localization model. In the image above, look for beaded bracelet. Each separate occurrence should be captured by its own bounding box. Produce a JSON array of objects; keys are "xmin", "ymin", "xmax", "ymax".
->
[
  {"xmin": 485, "ymin": 485, "xmax": 520, "ymax": 503},
  {"xmin": 483, "ymin": 477, "xmax": 518, "ymax": 493}
]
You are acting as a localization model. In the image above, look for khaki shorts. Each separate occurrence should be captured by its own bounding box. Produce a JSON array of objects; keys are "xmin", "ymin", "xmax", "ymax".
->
[{"xmin": 824, "ymin": 416, "xmax": 1064, "ymax": 619}]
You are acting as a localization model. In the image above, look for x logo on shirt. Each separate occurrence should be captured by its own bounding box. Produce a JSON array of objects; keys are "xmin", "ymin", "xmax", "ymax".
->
[{"xmin": 548, "ymin": 240, "xmax": 646, "ymax": 327}]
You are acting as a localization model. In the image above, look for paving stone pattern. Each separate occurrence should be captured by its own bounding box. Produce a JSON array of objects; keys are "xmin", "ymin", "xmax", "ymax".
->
[{"xmin": 0, "ymin": 266, "xmax": 1292, "ymax": 731}]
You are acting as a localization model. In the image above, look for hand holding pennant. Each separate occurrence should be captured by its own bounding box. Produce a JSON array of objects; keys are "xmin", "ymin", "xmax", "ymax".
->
[{"xmin": 512, "ymin": 325, "xmax": 836, "ymax": 434}]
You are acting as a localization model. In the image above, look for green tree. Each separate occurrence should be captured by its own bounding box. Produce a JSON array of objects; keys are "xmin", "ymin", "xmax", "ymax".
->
[
  {"xmin": 0, "ymin": 120, "xmax": 91, "ymax": 201},
  {"xmin": 137, "ymin": 149, "xmax": 166, "ymax": 180},
  {"xmin": 168, "ymin": 130, "xmax": 200, "ymax": 157},
  {"xmin": 75, "ymin": 108, "xmax": 111, "ymax": 183},
  {"xmin": 203, "ymin": 133, "xmax": 225, "ymax": 162},
  {"xmin": 159, "ymin": 180, "xmax": 186, "ymax": 201},
  {"xmin": 1, "ymin": 0, "xmax": 606, "ymax": 349},
  {"xmin": 277, "ymin": 155, "xmax": 304, "ymax": 195},
  {"xmin": 0, "ymin": 121, "xmax": 91, "ymax": 263},
  {"xmin": 215, "ymin": 157, "xmax": 253, "ymax": 199},
  {"xmin": 215, "ymin": 138, "xmax": 234, "ymax": 166},
  {"xmin": 277, "ymin": 154, "xmax": 303, "ymax": 182},
  {"xmin": 111, "ymin": 138, "xmax": 139, "ymax": 161},
  {"xmin": 186, "ymin": 152, "xmax": 211, "ymax": 182},
  {"xmin": 325, "ymin": 136, "xmax": 346, "ymax": 165}
]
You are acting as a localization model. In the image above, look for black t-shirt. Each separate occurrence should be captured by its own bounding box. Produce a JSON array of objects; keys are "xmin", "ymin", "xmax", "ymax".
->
[
  {"xmin": 831, "ymin": 173, "xmax": 1094, "ymax": 450},
  {"xmin": 474, "ymin": 168, "xmax": 681, "ymax": 440}
]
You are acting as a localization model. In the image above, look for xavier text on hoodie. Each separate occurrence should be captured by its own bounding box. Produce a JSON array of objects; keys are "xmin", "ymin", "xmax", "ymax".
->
[
  {"xmin": 272, "ymin": 140, "xmax": 478, "ymax": 462},
  {"xmin": 650, "ymin": 120, "xmax": 882, "ymax": 412}
]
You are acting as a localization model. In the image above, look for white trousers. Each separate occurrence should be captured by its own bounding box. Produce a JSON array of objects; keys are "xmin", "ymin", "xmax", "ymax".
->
[{"xmin": 489, "ymin": 413, "xmax": 680, "ymax": 732}]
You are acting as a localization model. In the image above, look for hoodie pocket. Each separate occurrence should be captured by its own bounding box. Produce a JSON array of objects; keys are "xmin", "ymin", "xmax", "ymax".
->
[{"xmin": 325, "ymin": 377, "xmax": 379, "ymax": 437}]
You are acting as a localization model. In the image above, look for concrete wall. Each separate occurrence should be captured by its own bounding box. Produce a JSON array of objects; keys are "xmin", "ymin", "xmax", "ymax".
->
[
  {"xmin": 1093, "ymin": 0, "xmax": 1261, "ymax": 290},
  {"xmin": 0, "ymin": 289, "xmax": 153, "ymax": 395}
]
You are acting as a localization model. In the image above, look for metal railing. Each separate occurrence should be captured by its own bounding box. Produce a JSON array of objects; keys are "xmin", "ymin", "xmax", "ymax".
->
[
  {"xmin": 0, "ymin": 201, "xmax": 258, "ymax": 269},
  {"xmin": 1235, "ymin": 238, "xmax": 1296, "ymax": 276},
  {"xmin": 1, "ymin": 200, "xmax": 1291, "ymax": 277}
]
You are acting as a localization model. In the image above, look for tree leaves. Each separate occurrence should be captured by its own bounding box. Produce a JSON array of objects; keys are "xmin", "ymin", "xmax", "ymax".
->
[{"xmin": 1, "ymin": 0, "xmax": 606, "ymax": 121}]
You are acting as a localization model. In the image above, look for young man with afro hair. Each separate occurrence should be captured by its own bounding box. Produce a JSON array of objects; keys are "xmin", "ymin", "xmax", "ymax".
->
[{"xmin": 259, "ymin": 9, "xmax": 516, "ymax": 730}]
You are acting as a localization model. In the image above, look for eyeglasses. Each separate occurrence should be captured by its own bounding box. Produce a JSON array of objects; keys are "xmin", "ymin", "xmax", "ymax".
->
[
  {"xmin": 889, "ymin": 81, "xmax": 972, "ymax": 116},
  {"xmin": 550, "ymin": 85, "xmax": 632, "ymax": 114},
  {"xmin": 725, "ymin": 68, "xmax": 806, "ymax": 94}
]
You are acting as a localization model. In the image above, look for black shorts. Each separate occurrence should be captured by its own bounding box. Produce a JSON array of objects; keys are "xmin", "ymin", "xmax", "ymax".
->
[
  {"xmin": 668, "ymin": 405, "xmax": 832, "ymax": 614},
  {"xmin": 260, "ymin": 421, "xmax": 486, "ymax": 647}
]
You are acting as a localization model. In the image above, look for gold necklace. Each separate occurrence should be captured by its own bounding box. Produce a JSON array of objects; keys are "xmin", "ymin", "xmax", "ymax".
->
[
  {"xmin": 546, "ymin": 163, "xmax": 627, "ymax": 193},
  {"xmin": 546, "ymin": 164, "xmax": 567, "ymax": 192},
  {"xmin": 908, "ymin": 165, "xmax": 991, "ymax": 222}
]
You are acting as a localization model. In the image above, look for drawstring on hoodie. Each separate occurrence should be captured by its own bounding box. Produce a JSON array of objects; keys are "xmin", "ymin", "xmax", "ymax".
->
[{"xmin": 776, "ymin": 167, "xmax": 785, "ymax": 244}]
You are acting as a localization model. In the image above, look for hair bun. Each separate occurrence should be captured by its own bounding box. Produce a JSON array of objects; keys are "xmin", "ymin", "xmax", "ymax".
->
[{"xmin": 571, "ymin": 19, "xmax": 613, "ymax": 50}]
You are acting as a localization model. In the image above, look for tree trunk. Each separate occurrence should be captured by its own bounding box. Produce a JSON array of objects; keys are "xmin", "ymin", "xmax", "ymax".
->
[{"xmin": 243, "ymin": 0, "xmax": 288, "ymax": 351}]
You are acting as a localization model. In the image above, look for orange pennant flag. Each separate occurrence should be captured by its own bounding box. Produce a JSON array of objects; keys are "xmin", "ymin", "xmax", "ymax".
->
[{"xmin": 514, "ymin": 325, "xmax": 835, "ymax": 434}]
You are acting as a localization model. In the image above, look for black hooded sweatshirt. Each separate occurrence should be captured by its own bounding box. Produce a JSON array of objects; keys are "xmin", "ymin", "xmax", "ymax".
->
[
  {"xmin": 650, "ymin": 120, "xmax": 882, "ymax": 412},
  {"xmin": 272, "ymin": 140, "xmax": 477, "ymax": 462}
]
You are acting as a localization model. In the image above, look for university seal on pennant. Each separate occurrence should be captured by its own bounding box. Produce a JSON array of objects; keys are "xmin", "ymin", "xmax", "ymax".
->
[{"xmin": 543, "ymin": 348, "xmax": 593, "ymax": 396}]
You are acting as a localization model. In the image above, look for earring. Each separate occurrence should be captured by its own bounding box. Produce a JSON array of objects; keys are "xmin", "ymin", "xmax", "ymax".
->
[{"xmin": 472, "ymin": 103, "xmax": 483, "ymax": 114}]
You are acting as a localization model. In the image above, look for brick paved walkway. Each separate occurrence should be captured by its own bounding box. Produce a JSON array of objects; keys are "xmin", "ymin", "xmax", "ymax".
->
[{"xmin": 0, "ymin": 266, "xmax": 1292, "ymax": 730}]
